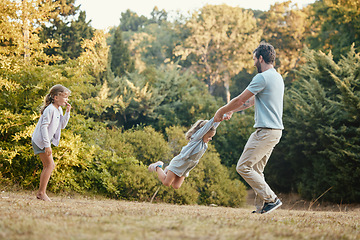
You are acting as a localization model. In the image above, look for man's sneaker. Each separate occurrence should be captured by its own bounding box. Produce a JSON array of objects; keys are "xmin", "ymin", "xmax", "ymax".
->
[
  {"xmin": 148, "ymin": 161, "xmax": 164, "ymax": 172},
  {"xmin": 260, "ymin": 198, "xmax": 282, "ymax": 214}
]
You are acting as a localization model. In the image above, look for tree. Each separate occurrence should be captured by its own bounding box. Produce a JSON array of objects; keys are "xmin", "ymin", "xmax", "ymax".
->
[
  {"xmin": 149, "ymin": 6, "xmax": 168, "ymax": 25},
  {"xmin": 174, "ymin": 4, "xmax": 262, "ymax": 102},
  {"xmin": 308, "ymin": 0, "xmax": 360, "ymax": 61},
  {"xmin": 0, "ymin": 0, "xmax": 60, "ymax": 71},
  {"xmin": 110, "ymin": 26, "xmax": 135, "ymax": 77},
  {"xmin": 103, "ymin": 63, "xmax": 219, "ymax": 130},
  {"xmin": 117, "ymin": 8, "xmax": 184, "ymax": 73},
  {"xmin": 39, "ymin": 0, "xmax": 94, "ymax": 62},
  {"xmin": 61, "ymin": 10, "xmax": 94, "ymax": 60},
  {"xmin": 78, "ymin": 30, "xmax": 109, "ymax": 80},
  {"xmin": 259, "ymin": 1, "xmax": 311, "ymax": 82},
  {"xmin": 119, "ymin": 9, "xmax": 148, "ymax": 32}
]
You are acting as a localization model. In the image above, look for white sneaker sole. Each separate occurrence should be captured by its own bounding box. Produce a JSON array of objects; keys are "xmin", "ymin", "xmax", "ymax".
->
[
  {"xmin": 148, "ymin": 163, "xmax": 157, "ymax": 172},
  {"xmin": 148, "ymin": 161, "xmax": 163, "ymax": 172}
]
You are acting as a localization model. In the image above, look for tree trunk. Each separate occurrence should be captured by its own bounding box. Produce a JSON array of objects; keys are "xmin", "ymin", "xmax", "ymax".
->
[
  {"xmin": 22, "ymin": 0, "xmax": 30, "ymax": 63},
  {"xmin": 224, "ymin": 73, "xmax": 231, "ymax": 103},
  {"xmin": 209, "ymin": 82, "xmax": 216, "ymax": 95}
]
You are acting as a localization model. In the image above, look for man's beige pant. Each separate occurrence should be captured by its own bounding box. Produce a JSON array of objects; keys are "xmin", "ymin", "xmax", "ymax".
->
[{"xmin": 236, "ymin": 128, "xmax": 282, "ymax": 205}]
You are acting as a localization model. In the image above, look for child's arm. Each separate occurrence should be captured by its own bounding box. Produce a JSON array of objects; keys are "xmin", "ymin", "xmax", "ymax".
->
[
  {"xmin": 212, "ymin": 117, "xmax": 223, "ymax": 129},
  {"xmin": 60, "ymin": 106, "xmax": 71, "ymax": 129},
  {"xmin": 40, "ymin": 108, "xmax": 52, "ymax": 148},
  {"xmin": 191, "ymin": 117, "xmax": 220, "ymax": 141}
]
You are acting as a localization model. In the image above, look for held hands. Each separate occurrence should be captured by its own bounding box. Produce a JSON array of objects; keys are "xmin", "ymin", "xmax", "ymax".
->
[
  {"xmin": 214, "ymin": 109, "xmax": 233, "ymax": 122},
  {"xmin": 223, "ymin": 111, "xmax": 233, "ymax": 120},
  {"xmin": 45, "ymin": 147, "xmax": 52, "ymax": 156}
]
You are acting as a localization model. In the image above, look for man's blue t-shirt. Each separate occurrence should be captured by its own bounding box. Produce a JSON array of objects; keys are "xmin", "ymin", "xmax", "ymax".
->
[{"xmin": 246, "ymin": 68, "xmax": 284, "ymax": 129}]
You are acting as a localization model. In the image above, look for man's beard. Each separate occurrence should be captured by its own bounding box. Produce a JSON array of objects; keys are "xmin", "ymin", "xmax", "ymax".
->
[{"xmin": 256, "ymin": 61, "xmax": 262, "ymax": 73}]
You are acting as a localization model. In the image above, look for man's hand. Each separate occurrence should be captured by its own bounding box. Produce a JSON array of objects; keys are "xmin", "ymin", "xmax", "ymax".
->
[{"xmin": 214, "ymin": 109, "xmax": 225, "ymax": 122}]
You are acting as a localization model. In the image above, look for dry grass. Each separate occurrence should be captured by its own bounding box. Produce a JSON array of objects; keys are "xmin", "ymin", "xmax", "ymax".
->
[{"xmin": 0, "ymin": 190, "xmax": 359, "ymax": 240}]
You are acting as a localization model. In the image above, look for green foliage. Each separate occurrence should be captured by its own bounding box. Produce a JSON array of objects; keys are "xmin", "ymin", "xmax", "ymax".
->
[
  {"xmin": 121, "ymin": 126, "xmax": 171, "ymax": 166},
  {"xmin": 229, "ymin": 69, "xmax": 254, "ymax": 100},
  {"xmin": 308, "ymin": 0, "xmax": 360, "ymax": 61},
  {"xmin": 151, "ymin": 65, "xmax": 220, "ymax": 130},
  {"xmin": 81, "ymin": 148, "xmax": 159, "ymax": 201},
  {"xmin": 104, "ymin": 64, "xmax": 219, "ymax": 130},
  {"xmin": 110, "ymin": 26, "xmax": 135, "ymax": 77},
  {"xmin": 259, "ymin": 1, "xmax": 310, "ymax": 81},
  {"xmin": 39, "ymin": 0, "xmax": 94, "ymax": 62},
  {"xmin": 174, "ymin": 4, "xmax": 262, "ymax": 101},
  {"xmin": 119, "ymin": 9, "xmax": 148, "ymax": 32},
  {"xmin": 48, "ymin": 130, "xmax": 92, "ymax": 193},
  {"xmin": 0, "ymin": 0, "xmax": 61, "ymax": 69},
  {"xmin": 0, "ymin": 112, "xmax": 39, "ymax": 187}
]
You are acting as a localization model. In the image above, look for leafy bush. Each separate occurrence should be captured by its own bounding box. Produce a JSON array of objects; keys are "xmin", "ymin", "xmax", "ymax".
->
[
  {"xmin": 121, "ymin": 126, "xmax": 171, "ymax": 165},
  {"xmin": 81, "ymin": 147, "xmax": 159, "ymax": 201},
  {"xmin": 196, "ymin": 146, "xmax": 247, "ymax": 207}
]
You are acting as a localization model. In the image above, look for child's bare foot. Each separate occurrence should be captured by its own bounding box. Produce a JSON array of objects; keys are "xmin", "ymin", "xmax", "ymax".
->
[{"xmin": 36, "ymin": 193, "xmax": 52, "ymax": 202}]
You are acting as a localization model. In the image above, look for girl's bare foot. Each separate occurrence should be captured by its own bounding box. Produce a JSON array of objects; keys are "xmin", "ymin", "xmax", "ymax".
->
[{"xmin": 36, "ymin": 192, "xmax": 52, "ymax": 202}]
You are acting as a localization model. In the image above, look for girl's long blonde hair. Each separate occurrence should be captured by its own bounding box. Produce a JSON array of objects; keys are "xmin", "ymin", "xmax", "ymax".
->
[
  {"xmin": 185, "ymin": 119, "xmax": 216, "ymax": 140},
  {"xmin": 40, "ymin": 84, "xmax": 71, "ymax": 114}
]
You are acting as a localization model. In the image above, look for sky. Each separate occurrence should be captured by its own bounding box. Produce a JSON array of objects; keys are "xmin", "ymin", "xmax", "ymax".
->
[{"xmin": 76, "ymin": 0, "xmax": 316, "ymax": 30}]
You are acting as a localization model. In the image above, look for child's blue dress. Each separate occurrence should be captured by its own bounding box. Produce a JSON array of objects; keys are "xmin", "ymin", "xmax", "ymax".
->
[{"xmin": 167, "ymin": 118, "xmax": 220, "ymax": 177}]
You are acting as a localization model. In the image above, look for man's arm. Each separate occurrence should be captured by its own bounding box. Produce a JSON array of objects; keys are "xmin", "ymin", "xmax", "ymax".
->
[
  {"xmin": 231, "ymin": 95, "xmax": 255, "ymax": 112},
  {"xmin": 214, "ymin": 89, "xmax": 254, "ymax": 122}
]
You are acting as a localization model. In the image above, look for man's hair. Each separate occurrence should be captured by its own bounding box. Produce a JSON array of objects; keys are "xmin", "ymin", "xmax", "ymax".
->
[{"xmin": 253, "ymin": 41, "xmax": 276, "ymax": 64}]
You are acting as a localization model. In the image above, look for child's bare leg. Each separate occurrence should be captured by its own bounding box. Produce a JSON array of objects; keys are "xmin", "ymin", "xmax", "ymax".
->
[
  {"xmin": 156, "ymin": 169, "xmax": 179, "ymax": 187},
  {"xmin": 37, "ymin": 153, "xmax": 55, "ymax": 202},
  {"xmin": 171, "ymin": 176, "xmax": 185, "ymax": 189},
  {"xmin": 156, "ymin": 167, "xmax": 167, "ymax": 182}
]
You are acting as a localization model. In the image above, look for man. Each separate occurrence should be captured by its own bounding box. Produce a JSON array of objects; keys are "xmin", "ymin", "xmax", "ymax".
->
[{"xmin": 214, "ymin": 42, "xmax": 284, "ymax": 214}]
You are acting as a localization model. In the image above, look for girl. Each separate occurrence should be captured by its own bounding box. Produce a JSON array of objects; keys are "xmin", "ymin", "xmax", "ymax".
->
[
  {"xmin": 148, "ymin": 117, "xmax": 221, "ymax": 189},
  {"xmin": 31, "ymin": 84, "xmax": 72, "ymax": 202}
]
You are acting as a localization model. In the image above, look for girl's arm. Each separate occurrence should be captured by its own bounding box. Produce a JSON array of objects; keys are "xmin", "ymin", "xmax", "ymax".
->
[
  {"xmin": 40, "ymin": 108, "xmax": 52, "ymax": 148},
  {"xmin": 60, "ymin": 106, "xmax": 71, "ymax": 129},
  {"xmin": 191, "ymin": 118, "xmax": 219, "ymax": 141}
]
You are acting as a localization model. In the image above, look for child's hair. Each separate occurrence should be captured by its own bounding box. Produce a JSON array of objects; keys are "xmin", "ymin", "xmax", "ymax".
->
[
  {"xmin": 185, "ymin": 119, "xmax": 216, "ymax": 140},
  {"xmin": 40, "ymin": 84, "xmax": 71, "ymax": 114}
]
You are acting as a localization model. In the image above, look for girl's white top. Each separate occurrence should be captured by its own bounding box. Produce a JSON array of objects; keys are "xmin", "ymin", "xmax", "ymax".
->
[{"xmin": 32, "ymin": 104, "xmax": 70, "ymax": 149}]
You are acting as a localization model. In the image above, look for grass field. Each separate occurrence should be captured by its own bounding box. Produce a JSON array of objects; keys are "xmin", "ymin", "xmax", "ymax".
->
[{"xmin": 1, "ymin": 190, "xmax": 359, "ymax": 240}]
